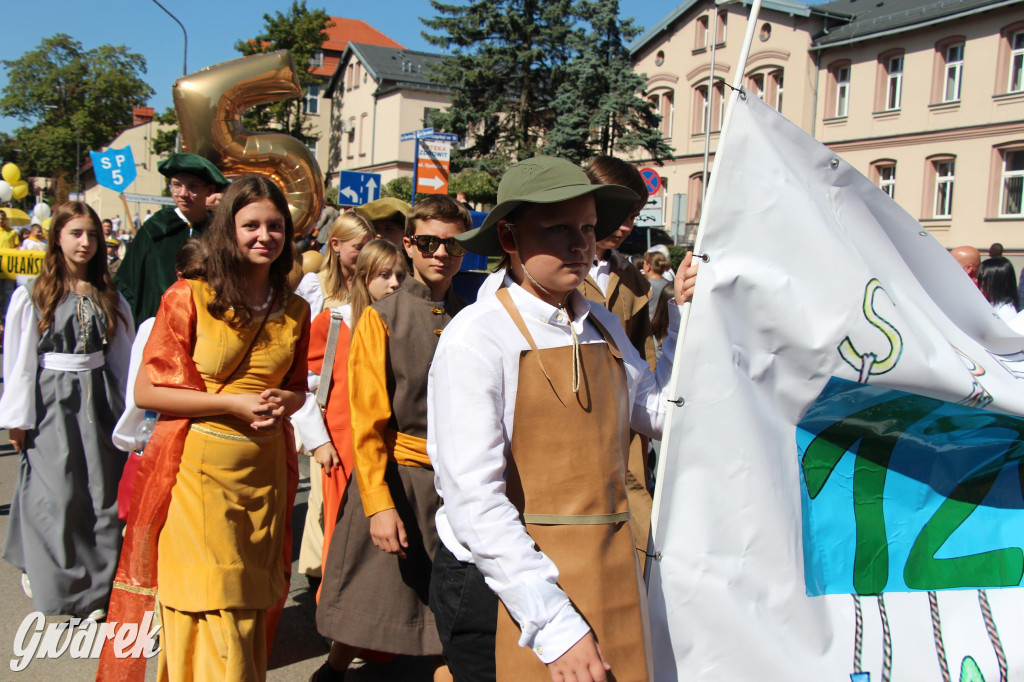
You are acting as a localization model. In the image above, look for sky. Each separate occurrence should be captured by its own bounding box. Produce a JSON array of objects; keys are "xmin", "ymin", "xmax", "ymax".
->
[{"xmin": 0, "ymin": 0, "xmax": 682, "ymax": 137}]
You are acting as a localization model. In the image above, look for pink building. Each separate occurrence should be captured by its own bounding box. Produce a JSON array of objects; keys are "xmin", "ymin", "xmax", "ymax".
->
[{"xmin": 631, "ymin": 0, "xmax": 1024, "ymax": 256}]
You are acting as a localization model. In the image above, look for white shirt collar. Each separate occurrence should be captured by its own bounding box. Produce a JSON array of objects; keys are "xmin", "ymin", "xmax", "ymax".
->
[{"xmin": 501, "ymin": 273, "xmax": 592, "ymax": 331}]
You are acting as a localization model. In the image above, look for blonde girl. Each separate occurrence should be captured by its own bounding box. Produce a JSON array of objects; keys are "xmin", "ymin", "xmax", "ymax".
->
[
  {"xmin": 0, "ymin": 202, "xmax": 133, "ymax": 620},
  {"xmin": 295, "ymin": 212, "xmax": 374, "ymax": 316},
  {"xmin": 349, "ymin": 238, "xmax": 407, "ymax": 331}
]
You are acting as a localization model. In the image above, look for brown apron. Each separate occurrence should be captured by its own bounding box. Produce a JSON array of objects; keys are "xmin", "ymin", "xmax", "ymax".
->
[{"xmin": 494, "ymin": 288, "xmax": 652, "ymax": 682}]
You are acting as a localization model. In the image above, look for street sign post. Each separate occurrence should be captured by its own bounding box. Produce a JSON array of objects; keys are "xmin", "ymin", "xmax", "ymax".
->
[
  {"xmin": 416, "ymin": 138, "xmax": 451, "ymax": 195},
  {"xmin": 338, "ymin": 170, "xmax": 381, "ymax": 206},
  {"xmin": 639, "ymin": 167, "xmax": 662, "ymax": 196},
  {"xmin": 637, "ymin": 195, "xmax": 665, "ymax": 228},
  {"xmin": 400, "ymin": 127, "xmax": 434, "ymax": 142},
  {"xmin": 90, "ymin": 147, "xmax": 137, "ymax": 193}
]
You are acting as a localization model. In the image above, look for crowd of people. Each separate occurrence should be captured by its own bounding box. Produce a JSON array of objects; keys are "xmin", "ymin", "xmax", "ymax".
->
[{"xmin": 4, "ymin": 147, "xmax": 1014, "ymax": 682}]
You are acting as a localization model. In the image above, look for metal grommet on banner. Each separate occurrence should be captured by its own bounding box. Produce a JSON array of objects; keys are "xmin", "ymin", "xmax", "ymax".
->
[
  {"xmin": 667, "ymin": 396, "xmax": 686, "ymax": 407},
  {"xmin": 829, "ymin": 158, "xmax": 840, "ymax": 170},
  {"xmin": 918, "ymin": 231, "xmax": 928, "ymax": 237},
  {"xmin": 695, "ymin": 252, "xmax": 710, "ymax": 263}
]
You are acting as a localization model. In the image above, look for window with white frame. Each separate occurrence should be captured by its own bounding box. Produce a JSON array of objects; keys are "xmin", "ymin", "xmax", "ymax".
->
[
  {"xmin": 659, "ymin": 90, "xmax": 674, "ymax": 137},
  {"xmin": 772, "ymin": 70, "xmax": 784, "ymax": 111},
  {"xmin": 303, "ymin": 85, "xmax": 320, "ymax": 115},
  {"xmin": 695, "ymin": 85, "xmax": 710, "ymax": 134},
  {"xmin": 750, "ymin": 73, "xmax": 765, "ymax": 100},
  {"xmin": 877, "ymin": 163, "xmax": 896, "ymax": 198},
  {"xmin": 885, "ymin": 55, "xmax": 903, "ymax": 110},
  {"xmin": 303, "ymin": 137, "xmax": 317, "ymax": 156},
  {"xmin": 934, "ymin": 160, "xmax": 955, "ymax": 218},
  {"xmin": 1011, "ymin": 31, "xmax": 1024, "ymax": 93},
  {"xmin": 695, "ymin": 15, "xmax": 709, "ymax": 49},
  {"xmin": 1000, "ymin": 149, "xmax": 1024, "ymax": 216},
  {"xmin": 310, "ymin": 50, "xmax": 324, "ymax": 68},
  {"xmin": 835, "ymin": 64, "xmax": 850, "ymax": 117},
  {"xmin": 716, "ymin": 82, "xmax": 725, "ymax": 130},
  {"xmin": 943, "ymin": 43, "xmax": 964, "ymax": 102}
]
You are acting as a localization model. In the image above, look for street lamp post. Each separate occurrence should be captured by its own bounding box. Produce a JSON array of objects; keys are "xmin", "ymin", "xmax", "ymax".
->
[{"xmin": 150, "ymin": 0, "xmax": 188, "ymax": 76}]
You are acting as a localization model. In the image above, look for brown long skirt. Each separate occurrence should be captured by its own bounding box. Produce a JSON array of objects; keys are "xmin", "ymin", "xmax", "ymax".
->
[{"xmin": 315, "ymin": 463, "xmax": 442, "ymax": 656}]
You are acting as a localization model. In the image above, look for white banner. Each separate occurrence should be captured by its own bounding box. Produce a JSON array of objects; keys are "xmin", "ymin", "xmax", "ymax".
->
[{"xmin": 651, "ymin": 93, "xmax": 1024, "ymax": 681}]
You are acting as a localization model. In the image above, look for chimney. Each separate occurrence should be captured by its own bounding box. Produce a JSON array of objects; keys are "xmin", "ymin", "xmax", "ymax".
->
[{"xmin": 133, "ymin": 106, "xmax": 156, "ymax": 126}]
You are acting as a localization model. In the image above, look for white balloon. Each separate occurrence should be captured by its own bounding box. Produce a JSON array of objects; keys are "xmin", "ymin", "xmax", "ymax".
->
[
  {"xmin": 0, "ymin": 181, "xmax": 11, "ymax": 202},
  {"xmin": 33, "ymin": 202, "xmax": 51, "ymax": 221}
]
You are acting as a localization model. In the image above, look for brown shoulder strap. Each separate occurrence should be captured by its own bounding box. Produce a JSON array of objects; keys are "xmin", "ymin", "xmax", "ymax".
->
[{"xmin": 496, "ymin": 288, "xmax": 540, "ymax": 352}]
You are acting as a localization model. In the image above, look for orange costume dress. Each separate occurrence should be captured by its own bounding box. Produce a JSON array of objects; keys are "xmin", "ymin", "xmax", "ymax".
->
[
  {"xmin": 97, "ymin": 280, "xmax": 309, "ymax": 682},
  {"xmin": 306, "ymin": 308, "xmax": 355, "ymax": 580}
]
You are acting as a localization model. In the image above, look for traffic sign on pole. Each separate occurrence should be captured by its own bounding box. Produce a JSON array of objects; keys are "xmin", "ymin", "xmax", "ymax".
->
[
  {"xmin": 416, "ymin": 139, "xmax": 451, "ymax": 195},
  {"xmin": 338, "ymin": 170, "xmax": 382, "ymax": 206},
  {"xmin": 640, "ymin": 167, "xmax": 662, "ymax": 196},
  {"xmin": 400, "ymin": 127, "xmax": 435, "ymax": 142}
]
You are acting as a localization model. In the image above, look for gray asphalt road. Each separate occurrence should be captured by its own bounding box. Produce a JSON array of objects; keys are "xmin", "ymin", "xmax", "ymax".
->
[{"xmin": 0, "ymin": 376, "xmax": 434, "ymax": 680}]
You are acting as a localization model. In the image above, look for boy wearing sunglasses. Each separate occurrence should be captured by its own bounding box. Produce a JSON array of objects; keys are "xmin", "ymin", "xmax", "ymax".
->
[{"xmin": 313, "ymin": 194, "xmax": 470, "ymax": 680}]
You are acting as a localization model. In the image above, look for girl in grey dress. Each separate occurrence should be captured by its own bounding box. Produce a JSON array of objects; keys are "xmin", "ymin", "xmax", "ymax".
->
[{"xmin": 0, "ymin": 202, "xmax": 133, "ymax": 618}]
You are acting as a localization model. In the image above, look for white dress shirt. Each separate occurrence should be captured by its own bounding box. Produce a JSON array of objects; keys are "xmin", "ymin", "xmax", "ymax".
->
[
  {"xmin": 588, "ymin": 253, "xmax": 614, "ymax": 296},
  {"xmin": 427, "ymin": 275, "xmax": 680, "ymax": 663}
]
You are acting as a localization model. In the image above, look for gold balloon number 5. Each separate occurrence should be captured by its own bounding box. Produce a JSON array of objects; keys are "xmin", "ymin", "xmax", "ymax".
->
[{"xmin": 173, "ymin": 50, "xmax": 324, "ymax": 237}]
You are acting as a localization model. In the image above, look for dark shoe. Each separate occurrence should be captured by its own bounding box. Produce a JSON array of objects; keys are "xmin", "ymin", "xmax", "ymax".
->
[{"xmin": 309, "ymin": 660, "xmax": 346, "ymax": 682}]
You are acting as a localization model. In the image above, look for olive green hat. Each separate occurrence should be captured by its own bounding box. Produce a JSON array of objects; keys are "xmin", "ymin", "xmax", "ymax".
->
[
  {"xmin": 158, "ymin": 153, "xmax": 229, "ymax": 190},
  {"xmin": 354, "ymin": 197, "xmax": 410, "ymax": 224},
  {"xmin": 456, "ymin": 156, "xmax": 639, "ymax": 257}
]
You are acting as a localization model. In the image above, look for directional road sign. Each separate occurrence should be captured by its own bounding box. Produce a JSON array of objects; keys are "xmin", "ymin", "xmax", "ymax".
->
[
  {"xmin": 416, "ymin": 139, "xmax": 451, "ymax": 195},
  {"xmin": 123, "ymin": 193, "xmax": 176, "ymax": 206},
  {"xmin": 639, "ymin": 167, "xmax": 662, "ymax": 195},
  {"xmin": 338, "ymin": 170, "xmax": 381, "ymax": 206},
  {"xmin": 400, "ymin": 127, "xmax": 435, "ymax": 142}
]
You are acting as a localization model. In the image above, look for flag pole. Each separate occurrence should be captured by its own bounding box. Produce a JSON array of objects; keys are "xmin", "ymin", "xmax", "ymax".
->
[{"xmin": 647, "ymin": 0, "xmax": 763, "ymax": 578}]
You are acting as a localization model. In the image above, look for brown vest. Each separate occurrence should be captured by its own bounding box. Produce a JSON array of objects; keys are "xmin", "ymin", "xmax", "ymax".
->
[
  {"xmin": 372, "ymin": 277, "xmax": 467, "ymax": 439},
  {"xmin": 493, "ymin": 288, "xmax": 652, "ymax": 682}
]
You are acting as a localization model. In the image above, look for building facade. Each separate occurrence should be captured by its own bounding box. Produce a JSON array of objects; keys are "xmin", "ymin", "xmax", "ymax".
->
[
  {"xmin": 324, "ymin": 43, "xmax": 451, "ymax": 190},
  {"xmin": 630, "ymin": 0, "xmax": 1024, "ymax": 255}
]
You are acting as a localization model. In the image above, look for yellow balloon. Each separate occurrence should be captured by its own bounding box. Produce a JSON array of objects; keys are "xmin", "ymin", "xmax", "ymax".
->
[
  {"xmin": 11, "ymin": 180, "xmax": 28, "ymax": 200},
  {"xmin": 173, "ymin": 50, "xmax": 324, "ymax": 238},
  {"xmin": 1, "ymin": 163, "xmax": 20, "ymax": 185}
]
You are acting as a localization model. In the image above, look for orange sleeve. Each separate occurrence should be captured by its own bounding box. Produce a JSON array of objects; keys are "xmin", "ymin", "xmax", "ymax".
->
[
  {"xmin": 348, "ymin": 306, "xmax": 395, "ymax": 516},
  {"xmin": 143, "ymin": 279, "xmax": 204, "ymax": 391},
  {"xmin": 307, "ymin": 308, "xmax": 330, "ymax": 376}
]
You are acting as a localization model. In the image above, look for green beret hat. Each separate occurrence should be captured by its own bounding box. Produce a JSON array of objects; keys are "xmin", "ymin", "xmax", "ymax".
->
[
  {"xmin": 354, "ymin": 197, "xmax": 410, "ymax": 224},
  {"xmin": 456, "ymin": 156, "xmax": 638, "ymax": 257},
  {"xmin": 158, "ymin": 153, "xmax": 229, "ymax": 190}
]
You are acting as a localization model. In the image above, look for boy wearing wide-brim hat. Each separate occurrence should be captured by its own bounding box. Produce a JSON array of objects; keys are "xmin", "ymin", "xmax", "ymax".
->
[
  {"xmin": 427, "ymin": 156, "xmax": 697, "ymax": 681},
  {"xmin": 115, "ymin": 152, "xmax": 229, "ymax": 326}
]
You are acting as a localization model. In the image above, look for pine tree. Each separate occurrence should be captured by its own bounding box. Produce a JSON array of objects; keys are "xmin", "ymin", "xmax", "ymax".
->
[
  {"xmin": 422, "ymin": 0, "xmax": 673, "ymax": 170},
  {"xmin": 422, "ymin": 0, "xmax": 577, "ymax": 172},
  {"xmin": 546, "ymin": 0, "xmax": 674, "ymax": 165}
]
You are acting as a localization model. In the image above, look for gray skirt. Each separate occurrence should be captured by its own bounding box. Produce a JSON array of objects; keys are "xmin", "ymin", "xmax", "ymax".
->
[
  {"xmin": 3, "ymin": 364, "xmax": 126, "ymax": 616},
  {"xmin": 316, "ymin": 463, "xmax": 442, "ymax": 656}
]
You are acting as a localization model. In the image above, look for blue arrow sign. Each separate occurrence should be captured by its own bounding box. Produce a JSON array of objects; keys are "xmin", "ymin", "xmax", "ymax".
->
[
  {"xmin": 400, "ymin": 127, "xmax": 434, "ymax": 142},
  {"xmin": 338, "ymin": 170, "xmax": 382, "ymax": 206},
  {"xmin": 90, "ymin": 146, "xmax": 137, "ymax": 192}
]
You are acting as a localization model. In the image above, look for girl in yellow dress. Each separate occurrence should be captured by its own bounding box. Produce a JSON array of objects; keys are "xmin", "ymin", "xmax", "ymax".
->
[{"xmin": 126, "ymin": 174, "xmax": 310, "ymax": 681}]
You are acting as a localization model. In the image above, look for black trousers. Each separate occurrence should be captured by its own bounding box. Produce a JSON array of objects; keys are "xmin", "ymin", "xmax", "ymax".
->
[{"xmin": 429, "ymin": 541, "xmax": 499, "ymax": 682}]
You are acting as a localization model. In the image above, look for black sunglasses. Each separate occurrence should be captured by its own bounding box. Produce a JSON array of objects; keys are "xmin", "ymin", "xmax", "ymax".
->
[{"xmin": 409, "ymin": 234, "xmax": 466, "ymax": 257}]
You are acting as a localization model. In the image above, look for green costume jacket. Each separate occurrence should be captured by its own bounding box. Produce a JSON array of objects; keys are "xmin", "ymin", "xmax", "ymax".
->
[{"xmin": 115, "ymin": 206, "xmax": 207, "ymax": 326}]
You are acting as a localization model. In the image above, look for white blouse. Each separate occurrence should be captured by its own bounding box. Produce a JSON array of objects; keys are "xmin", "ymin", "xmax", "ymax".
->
[{"xmin": 0, "ymin": 286, "xmax": 134, "ymax": 431}]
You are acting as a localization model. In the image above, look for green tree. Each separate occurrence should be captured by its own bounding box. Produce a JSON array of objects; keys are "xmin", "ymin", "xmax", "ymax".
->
[
  {"xmin": 151, "ymin": 107, "xmax": 178, "ymax": 156},
  {"xmin": 234, "ymin": 1, "xmax": 332, "ymax": 142},
  {"xmin": 422, "ymin": 0, "xmax": 577, "ymax": 169},
  {"xmin": 449, "ymin": 169, "xmax": 498, "ymax": 207},
  {"xmin": 546, "ymin": 1, "xmax": 673, "ymax": 164},
  {"xmin": 0, "ymin": 34, "xmax": 154, "ymax": 194}
]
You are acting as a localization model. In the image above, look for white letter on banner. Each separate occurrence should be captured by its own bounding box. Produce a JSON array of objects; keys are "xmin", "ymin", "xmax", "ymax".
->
[{"xmin": 10, "ymin": 612, "xmax": 44, "ymax": 672}]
